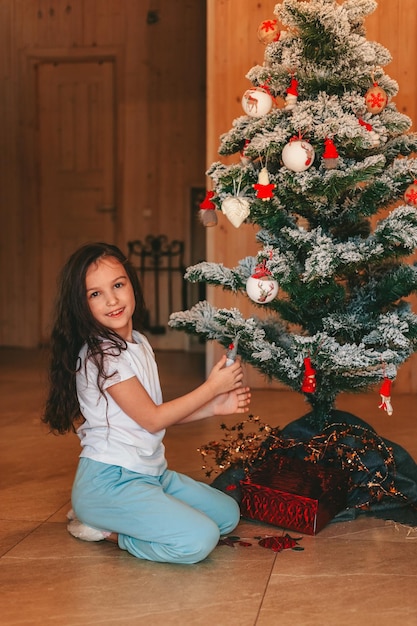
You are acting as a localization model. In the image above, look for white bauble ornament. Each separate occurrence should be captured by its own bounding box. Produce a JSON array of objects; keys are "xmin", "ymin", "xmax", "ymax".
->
[
  {"xmin": 282, "ymin": 139, "xmax": 315, "ymax": 172},
  {"xmin": 246, "ymin": 275, "xmax": 278, "ymax": 304},
  {"xmin": 242, "ymin": 87, "xmax": 273, "ymax": 117},
  {"xmin": 221, "ymin": 197, "xmax": 250, "ymax": 228}
]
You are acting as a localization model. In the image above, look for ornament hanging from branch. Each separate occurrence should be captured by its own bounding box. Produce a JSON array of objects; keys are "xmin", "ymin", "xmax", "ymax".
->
[
  {"xmin": 284, "ymin": 75, "xmax": 299, "ymax": 111},
  {"xmin": 221, "ymin": 197, "xmax": 250, "ymax": 227},
  {"xmin": 322, "ymin": 137, "xmax": 339, "ymax": 170},
  {"xmin": 378, "ymin": 377, "xmax": 393, "ymax": 416},
  {"xmin": 365, "ymin": 73, "xmax": 388, "ymax": 114},
  {"xmin": 301, "ymin": 356, "xmax": 317, "ymax": 394},
  {"xmin": 221, "ymin": 171, "xmax": 251, "ymax": 228},
  {"xmin": 246, "ymin": 258, "xmax": 278, "ymax": 304},
  {"xmin": 282, "ymin": 134, "xmax": 315, "ymax": 172},
  {"xmin": 199, "ymin": 190, "xmax": 217, "ymax": 227},
  {"xmin": 257, "ymin": 19, "xmax": 282, "ymax": 45},
  {"xmin": 404, "ymin": 180, "xmax": 417, "ymax": 207},
  {"xmin": 253, "ymin": 167, "xmax": 276, "ymax": 201},
  {"xmin": 242, "ymin": 85, "xmax": 274, "ymax": 118}
]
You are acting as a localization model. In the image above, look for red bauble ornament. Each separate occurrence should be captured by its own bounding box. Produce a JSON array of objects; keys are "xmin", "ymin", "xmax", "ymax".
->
[
  {"xmin": 365, "ymin": 83, "xmax": 388, "ymax": 114},
  {"xmin": 404, "ymin": 180, "xmax": 417, "ymax": 207},
  {"xmin": 301, "ymin": 357, "xmax": 316, "ymax": 393}
]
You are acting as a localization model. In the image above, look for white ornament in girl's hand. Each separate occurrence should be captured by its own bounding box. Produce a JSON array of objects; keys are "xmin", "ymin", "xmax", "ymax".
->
[
  {"xmin": 242, "ymin": 87, "xmax": 273, "ymax": 117},
  {"xmin": 221, "ymin": 197, "xmax": 250, "ymax": 228},
  {"xmin": 282, "ymin": 139, "xmax": 315, "ymax": 172},
  {"xmin": 246, "ymin": 275, "xmax": 279, "ymax": 304}
]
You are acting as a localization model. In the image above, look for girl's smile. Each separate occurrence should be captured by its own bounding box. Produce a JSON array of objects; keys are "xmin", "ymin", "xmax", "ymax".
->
[{"xmin": 85, "ymin": 256, "xmax": 136, "ymax": 341}]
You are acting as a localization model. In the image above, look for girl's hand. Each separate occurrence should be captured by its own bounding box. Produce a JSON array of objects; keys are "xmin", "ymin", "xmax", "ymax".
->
[
  {"xmin": 212, "ymin": 387, "xmax": 251, "ymax": 416},
  {"xmin": 206, "ymin": 356, "xmax": 244, "ymax": 396}
]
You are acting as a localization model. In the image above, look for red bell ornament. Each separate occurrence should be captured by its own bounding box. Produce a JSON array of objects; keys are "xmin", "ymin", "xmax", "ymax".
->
[
  {"xmin": 301, "ymin": 357, "xmax": 317, "ymax": 393},
  {"xmin": 404, "ymin": 180, "xmax": 417, "ymax": 207},
  {"xmin": 365, "ymin": 83, "xmax": 388, "ymax": 114}
]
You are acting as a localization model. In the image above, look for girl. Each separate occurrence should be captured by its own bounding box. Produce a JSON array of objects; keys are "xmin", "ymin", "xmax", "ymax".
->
[{"xmin": 43, "ymin": 242, "xmax": 250, "ymax": 564}]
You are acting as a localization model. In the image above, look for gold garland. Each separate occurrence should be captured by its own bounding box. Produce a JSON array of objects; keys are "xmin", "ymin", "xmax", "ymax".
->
[{"xmin": 199, "ymin": 414, "xmax": 413, "ymax": 511}]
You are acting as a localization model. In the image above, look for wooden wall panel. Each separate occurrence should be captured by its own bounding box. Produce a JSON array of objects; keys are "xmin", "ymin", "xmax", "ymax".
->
[
  {"xmin": 0, "ymin": 0, "xmax": 206, "ymax": 348},
  {"xmin": 206, "ymin": 0, "xmax": 417, "ymax": 392}
]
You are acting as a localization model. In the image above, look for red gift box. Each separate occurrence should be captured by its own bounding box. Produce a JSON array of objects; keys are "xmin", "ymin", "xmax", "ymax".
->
[{"xmin": 240, "ymin": 454, "xmax": 349, "ymax": 535}]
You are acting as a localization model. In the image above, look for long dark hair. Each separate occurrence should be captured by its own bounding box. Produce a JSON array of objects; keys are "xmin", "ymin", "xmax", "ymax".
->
[{"xmin": 42, "ymin": 242, "xmax": 146, "ymax": 434}]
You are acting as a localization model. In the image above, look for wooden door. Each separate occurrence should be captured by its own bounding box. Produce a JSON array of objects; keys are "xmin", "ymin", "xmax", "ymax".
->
[{"xmin": 38, "ymin": 60, "xmax": 116, "ymax": 341}]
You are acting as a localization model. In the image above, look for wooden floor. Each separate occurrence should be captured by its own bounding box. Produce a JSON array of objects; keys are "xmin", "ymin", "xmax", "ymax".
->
[{"xmin": 1, "ymin": 347, "xmax": 417, "ymax": 625}]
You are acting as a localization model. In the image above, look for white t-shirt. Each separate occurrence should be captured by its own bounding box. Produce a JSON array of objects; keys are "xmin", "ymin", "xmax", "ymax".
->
[{"xmin": 76, "ymin": 330, "xmax": 167, "ymax": 475}]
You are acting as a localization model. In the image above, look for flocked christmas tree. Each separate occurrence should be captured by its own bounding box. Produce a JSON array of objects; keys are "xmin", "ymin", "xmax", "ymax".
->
[{"xmin": 169, "ymin": 0, "xmax": 417, "ymax": 427}]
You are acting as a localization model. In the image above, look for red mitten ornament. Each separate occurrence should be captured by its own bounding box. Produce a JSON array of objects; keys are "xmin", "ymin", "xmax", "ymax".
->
[
  {"xmin": 199, "ymin": 191, "xmax": 217, "ymax": 227},
  {"xmin": 253, "ymin": 167, "xmax": 276, "ymax": 201},
  {"xmin": 378, "ymin": 378, "xmax": 393, "ymax": 416},
  {"xmin": 301, "ymin": 357, "xmax": 317, "ymax": 393}
]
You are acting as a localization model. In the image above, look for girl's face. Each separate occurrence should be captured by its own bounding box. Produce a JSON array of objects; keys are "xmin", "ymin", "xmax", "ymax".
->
[{"xmin": 85, "ymin": 256, "xmax": 136, "ymax": 342}]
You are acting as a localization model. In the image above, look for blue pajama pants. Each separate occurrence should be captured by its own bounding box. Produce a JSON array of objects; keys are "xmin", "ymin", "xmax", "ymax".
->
[{"xmin": 71, "ymin": 457, "xmax": 240, "ymax": 564}]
